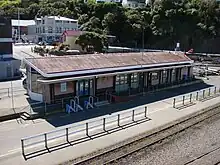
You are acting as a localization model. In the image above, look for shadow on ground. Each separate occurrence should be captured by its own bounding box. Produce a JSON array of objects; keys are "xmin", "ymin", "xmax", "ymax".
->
[
  {"xmin": 23, "ymin": 117, "xmax": 151, "ymax": 160},
  {"xmin": 45, "ymin": 81, "xmax": 212, "ymax": 127}
]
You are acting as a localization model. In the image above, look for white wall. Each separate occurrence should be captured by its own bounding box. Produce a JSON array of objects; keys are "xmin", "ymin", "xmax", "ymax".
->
[{"xmin": 29, "ymin": 91, "xmax": 43, "ymax": 102}]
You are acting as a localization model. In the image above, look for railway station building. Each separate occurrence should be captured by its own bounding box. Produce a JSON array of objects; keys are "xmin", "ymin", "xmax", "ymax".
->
[{"xmin": 24, "ymin": 52, "xmax": 194, "ymax": 105}]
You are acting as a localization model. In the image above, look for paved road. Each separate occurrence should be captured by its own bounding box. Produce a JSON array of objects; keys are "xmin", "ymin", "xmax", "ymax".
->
[
  {"xmin": 0, "ymin": 78, "xmax": 216, "ymax": 159},
  {"xmin": 0, "ymin": 76, "xmax": 218, "ymax": 162},
  {"xmin": 114, "ymin": 109, "xmax": 220, "ymax": 165},
  {"xmin": 13, "ymin": 44, "xmax": 39, "ymax": 60}
]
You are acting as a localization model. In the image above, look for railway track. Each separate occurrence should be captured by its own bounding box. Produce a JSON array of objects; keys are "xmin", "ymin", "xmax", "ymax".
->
[
  {"xmin": 183, "ymin": 146, "xmax": 220, "ymax": 165},
  {"xmin": 63, "ymin": 103, "xmax": 220, "ymax": 165}
]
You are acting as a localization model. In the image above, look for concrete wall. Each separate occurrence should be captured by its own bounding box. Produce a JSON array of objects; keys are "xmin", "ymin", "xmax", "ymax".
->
[
  {"xmin": 65, "ymin": 36, "xmax": 82, "ymax": 51},
  {"xmin": 42, "ymin": 84, "xmax": 51, "ymax": 103},
  {"xmin": 54, "ymin": 81, "xmax": 74, "ymax": 96},
  {"xmin": 97, "ymin": 76, "xmax": 114, "ymax": 89},
  {"xmin": 29, "ymin": 91, "xmax": 43, "ymax": 102}
]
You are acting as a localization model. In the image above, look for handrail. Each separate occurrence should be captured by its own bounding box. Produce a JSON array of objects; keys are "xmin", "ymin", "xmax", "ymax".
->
[
  {"xmin": 74, "ymin": 96, "xmax": 79, "ymax": 105},
  {"xmin": 70, "ymin": 99, "xmax": 76, "ymax": 110},
  {"xmin": 89, "ymin": 96, "xmax": 94, "ymax": 105}
]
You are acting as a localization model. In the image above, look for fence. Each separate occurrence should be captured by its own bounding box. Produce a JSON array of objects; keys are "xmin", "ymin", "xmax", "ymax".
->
[
  {"xmin": 173, "ymin": 86, "xmax": 220, "ymax": 109},
  {"xmin": 21, "ymin": 106, "xmax": 149, "ymax": 158}
]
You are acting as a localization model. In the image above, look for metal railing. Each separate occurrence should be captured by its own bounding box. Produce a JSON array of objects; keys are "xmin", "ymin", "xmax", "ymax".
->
[
  {"xmin": 21, "ymin": 106, "xmax": 149, "ymax": 158},
  {"xmin": 173, "ymin": 86, "xmax": 220, "ymax": 108}
]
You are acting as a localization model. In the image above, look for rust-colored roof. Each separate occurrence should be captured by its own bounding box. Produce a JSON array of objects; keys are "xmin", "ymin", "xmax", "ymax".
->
[{"xmin": 26, "ymin": 52, "xmax": 192, "ymax": 75}]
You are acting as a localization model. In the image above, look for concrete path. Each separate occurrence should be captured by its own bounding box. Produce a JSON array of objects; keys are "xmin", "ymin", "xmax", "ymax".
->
[
  {"xmin": 0, "ymin": 75, "xmax": 219, "ymax": 165},
  {"xmin": 0, "ymin": 86, "xmax": 220, "ymax": 165}
]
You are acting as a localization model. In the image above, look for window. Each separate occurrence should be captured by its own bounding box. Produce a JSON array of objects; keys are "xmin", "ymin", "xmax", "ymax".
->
[
  {"xmin": 60, "ymin": 82, "xmax": 67, "ymax": 92},
  {"xmin": 36, "ymin": 28, "xmax": 38, "ymax": 33},
  {"xmin": 60, "ymin": 27, "xmax": 62, "ymax": 33},
  {"xmin": 171, "ymin": 69, "xmax": 176, "ymax": 81},
  {"xmin": 31, "ymin": 72, "xmax": 42, "ymax": 94},
  {"xmin": 131, "ymin": 73, "xmax": 139, "ymax": 88},
  {"xmin": 43, "ymin": 27, "xmax": 45, "ymax": 33},
  {"xmin": 76, "ymin": 79, "xmax": 93, "ymax": 96},
  {"xmin": 48, "ymin": 26, "xmax": 53, "ymax": 33},
  {"xmin": 115, "ymin": 74, "xmax": 129, "ymax": 92},
  {"xmin": 162, "ymin": 70, "xmax": 168, "ymax": 83},
  {"xmin": 162, "ymin": 70, "xmax": 167, "ymax": 78},
  {"xmin": 152, "ymin": 72, "xmax": 158, "ymax": 80}
]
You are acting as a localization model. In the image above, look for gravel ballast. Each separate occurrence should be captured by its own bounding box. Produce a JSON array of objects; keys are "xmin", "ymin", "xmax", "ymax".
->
[{"xmin": 112, "ymin": 108, "xmax": 220, "ymax": 165}]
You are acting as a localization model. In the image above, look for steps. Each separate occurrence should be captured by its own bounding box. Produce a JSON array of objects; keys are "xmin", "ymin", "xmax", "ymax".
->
[
  {"xmin": 94, "ymin": 100, "xmax": 110, "ymax": 107},
  {"xmin": 20, "ymin": 112, "xmax": 31, "ymax": 120}
]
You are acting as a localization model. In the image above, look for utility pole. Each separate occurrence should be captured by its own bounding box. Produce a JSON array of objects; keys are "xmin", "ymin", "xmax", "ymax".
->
[
  {"xmin": 141, "ymin": 26, "xmax": 145, "ymax": 67},
  {"xmin": 10, "ymin": 62, "xmax": 14, "ymax": 110},
  {"xmin": 18, "ymin": 8, "xmax": 21, "ymax": 43},
  {"xmin": 142, "ymin": 27, "xmax": 144, "ymax": 51}
]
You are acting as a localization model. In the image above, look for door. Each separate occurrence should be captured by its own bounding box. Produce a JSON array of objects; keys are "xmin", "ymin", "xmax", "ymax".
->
[{"xmin": 76, "ymin": 79, "xmax": 93, "ymax": 96}]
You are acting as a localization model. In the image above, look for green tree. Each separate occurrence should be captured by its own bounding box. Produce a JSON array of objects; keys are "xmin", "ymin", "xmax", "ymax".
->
[
  {"xmin": 75, "ymin": 32, "xmax": 107, "ymax": 52},
  {"xmin": 80, "ymin": 16, "xmax": 103, "ymax": 33}
]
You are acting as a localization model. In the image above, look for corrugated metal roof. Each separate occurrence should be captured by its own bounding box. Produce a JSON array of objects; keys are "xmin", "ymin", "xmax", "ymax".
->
[
  {"xmin": 11, "ymin": 20, "xmax": 35, "ymax": 27},
  {"xmin": 35, "ymin": 16, "xmax": 77, "ymax": 22},
  {"xmin": 26, "ymin": 52, "xmax": 193, "ymax": 76}
]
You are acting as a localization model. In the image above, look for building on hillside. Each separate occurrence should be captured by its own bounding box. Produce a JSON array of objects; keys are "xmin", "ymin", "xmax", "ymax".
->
[
  {"xmin": 96, "ymin": 0, "xmax": 122, "ymax": 3},
  {"xmin": 34, "ymin": 16, "xmax": 78, "ymax": 43},
  {"xmin": 61, "ymin": 30, "xmax": 84, "ymax": 51},
  {"xmin": 122, "ymin": 0, "xmax": 146, "ymax": 8},
  {"xmin": 0, "ymin": 17, "xmax": 21, "ymax": 80},
  {"xmin": 61, "ymin": 30, "xmax": 116, "ymax": 52},
  {"xmin": 95, "ymin": 0, "xmax": 148, "ymax": 8},
  {"xmin": 11, "ymin": 19, "xmax": 35, "ymax": 42},
  {"xmin": 24, "ymin": 52, "xmax": 194, "ymax": 105}
]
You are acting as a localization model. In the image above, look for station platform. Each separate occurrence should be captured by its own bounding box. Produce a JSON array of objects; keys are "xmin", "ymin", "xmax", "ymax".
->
[{"xmin": 0, "ymin": 90, "xmax": 220, "ymax": 165}]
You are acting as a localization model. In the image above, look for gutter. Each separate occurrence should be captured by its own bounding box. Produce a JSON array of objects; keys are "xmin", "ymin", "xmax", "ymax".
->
[
  {"xmin": 37, "ymin": 60, "xmax": 193, "ymax": 78},
  {"xmin": 23, "ymin": 58, "xmax": 48, "ymax": 77},
  {"xmin": 38, "ymin": 64, "xmax": 193, "ymax": 84}
]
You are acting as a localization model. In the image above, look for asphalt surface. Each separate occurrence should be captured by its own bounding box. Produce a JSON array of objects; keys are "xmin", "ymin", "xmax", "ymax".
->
[{"xmin": 113, "ymin": 111, "xmax": 220, "ymax": 165}]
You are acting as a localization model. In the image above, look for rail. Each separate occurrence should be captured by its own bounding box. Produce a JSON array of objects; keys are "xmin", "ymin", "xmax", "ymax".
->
[
  {"xmin": 173, "ymin": 86, "xmax": 220, "ymax": 109},
  {"xmin": 21, "ymin": 106, "xmax": 149, "ymax": 158}
]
